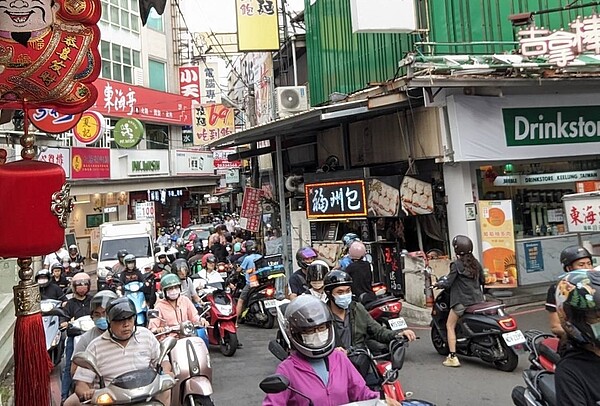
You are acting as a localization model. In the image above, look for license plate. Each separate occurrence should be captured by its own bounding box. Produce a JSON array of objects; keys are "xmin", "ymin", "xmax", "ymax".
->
[
  {"xmin": 219, "ymin": 272, "xmax": 228, "ymax": 278},
  {"xmin": 503, "ymin": 330, "xmax": 526, "ymax": 346},
  {"xmin": 263, "ymin": 299, "xmax": 277, "ymax": 309},
  {"xmin": 388, "ymin": 317, "xmax": 408, "ymax": 331}
]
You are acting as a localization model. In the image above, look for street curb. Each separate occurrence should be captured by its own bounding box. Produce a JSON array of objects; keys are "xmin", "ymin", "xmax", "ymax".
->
[{"xmin": 401, "ymin": 302, "xmax": 432, "ymax": 326}]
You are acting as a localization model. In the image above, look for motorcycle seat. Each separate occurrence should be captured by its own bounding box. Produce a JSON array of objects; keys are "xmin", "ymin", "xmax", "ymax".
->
[
  {"xmin": 464, "ymin": 301, "xmax": 504, "ymax": 315},
  {"xmin": 537, "ymin": 372, "xmax": 557, "ymax": 406},
  {"xmin": 537, "ymin": 337, "xmax": 561, "ymax": 366}
]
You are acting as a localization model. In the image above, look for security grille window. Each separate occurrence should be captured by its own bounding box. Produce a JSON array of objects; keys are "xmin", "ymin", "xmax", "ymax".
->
[{"xmin": 100, "ymin": 40, "xmax": 141, "ymax": 84}]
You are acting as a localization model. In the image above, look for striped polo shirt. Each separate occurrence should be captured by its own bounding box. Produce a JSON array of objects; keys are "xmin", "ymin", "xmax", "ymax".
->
[{"xmin": 73, "ymin": 327, "xmax": 160, "ymax": 386}]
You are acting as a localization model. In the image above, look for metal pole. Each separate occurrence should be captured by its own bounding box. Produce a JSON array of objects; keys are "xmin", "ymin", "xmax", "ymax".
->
[
  {"xmin": 275, "ymin": 135, "xmax": 291, "ymax": 278},
  {"xmin": 291, "ymin": 36, "xmax": 298, "ymax": 86}
]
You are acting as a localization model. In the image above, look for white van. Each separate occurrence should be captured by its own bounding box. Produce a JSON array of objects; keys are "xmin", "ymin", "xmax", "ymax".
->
[{"xmin": 93, "ymin": 220, "xmax": 154, "ymax": 290}]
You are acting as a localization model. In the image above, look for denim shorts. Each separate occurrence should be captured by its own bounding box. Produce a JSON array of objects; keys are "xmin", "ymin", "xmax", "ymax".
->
[{"xmin": 452, "ymin": 303, "xmax": 466, "ymax": 317}]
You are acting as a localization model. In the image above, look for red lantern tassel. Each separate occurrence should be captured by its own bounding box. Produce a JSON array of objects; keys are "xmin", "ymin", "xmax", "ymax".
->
[{"xmin": 14, "ymin": 313, "xmax": 53, "ymax": 406}]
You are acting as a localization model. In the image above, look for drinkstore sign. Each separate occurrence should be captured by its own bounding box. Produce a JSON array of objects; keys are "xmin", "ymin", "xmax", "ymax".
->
[{"xmin": 504, "ymin": 106, "xmax": 600, "ymax": 147}]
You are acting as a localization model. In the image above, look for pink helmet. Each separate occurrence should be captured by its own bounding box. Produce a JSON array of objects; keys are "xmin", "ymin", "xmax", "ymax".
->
[{"xmin": 348, "ymin": 241, "xmax": 366, "ymax": 260}]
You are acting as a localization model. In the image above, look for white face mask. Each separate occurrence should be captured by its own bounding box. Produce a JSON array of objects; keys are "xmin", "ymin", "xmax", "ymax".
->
[
  {"xmin": 310, "ymin": 281, "xmax": 324, "ymax": 290},
  {"xmin": 166, "ymin": 288, "xmax": 181, "ymax": 300},
  {"xmin": 301, "ymin": 330, "xmax": 329, "ymax": 348}
]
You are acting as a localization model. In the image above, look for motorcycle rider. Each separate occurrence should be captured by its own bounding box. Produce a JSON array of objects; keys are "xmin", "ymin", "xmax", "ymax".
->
[
  {"xmin": 36, "ymin": 268, "xmax": 67, "ymax": 301},
  {"xmin": 228, "ymin": 242, "xmax": 244, "ymax": 264},
  {"xmin": 148, "ymin": 274, "xmax": 209, "ymax": 339},
  {"xmin": 441, "ymin": 235, "xmax": 485, "ymax": 368},
  {"xmin": 546, "ymin": 246, "xmax": 593, "ymax": 339},
  {"xmin": 263, "ymin": 295, "xmax": 399, "ymax": 406},
  {"xmin": 304, "ymin": 260, "xmax": 329, "ymax": 302},
  {"xmin": 337, "ymin": 232, "xmax": 360, "ymax": 271},
  {"xmin": 119, "ymin": 254, "xmax": 155, "ymax": 308},
  {"xmin": 209, "ymin": 224, "xmax": 228, "ymax": 262},
  {"xmin": 235, "ymin": 240, "xmax": 263, "ymax": 323},
  {"xmin": 67, "ymin": 244, "xmax": 85, "ymax": 268},
  {"xmin": 555, "ymin": 270, "xmax": 600, "ymax": 406},
  {"xmin": 156, "ymin": 227, "xmax": 171, "ymax": 246},
  {"xmin": 171, "ymin": 259, "xmax": 202, "ymax": 305},
  {"xmin": 49, "ymin": 263, "xmax": 69, "ymax": 291},
  {"xmin": 70, "ymin": 290, "xmax": 119, "ymax": 376},
  {"xmin": 187, "ymin": 243, "xmax": 205, "ymax": 273},
  {"xmin": 111, "ymin": 249, "xmax": 129, "ymax": 274},
  {"xmin": 43, "ymin": 245, "xmax": 68, "ymax": 269},
  {"xmin": 67, "ymin": 297, "xmax": 173, "ymax": 406},
  {"xmin": 323, "ymin": 270, "xmax": 416, "ymax": 378},
  {"xmin": 60, "ymin": 272, "xmax": 93, "ymax": 403},
  {"xmin": 344, "ymin": 241, "xmax": 373, "ymax": 301},
  {"xmin": 288, "ymin": 246, "xmax": 318, "ymax": 300},
  {"xmin": 153, "ymin": 251, "xmax": 171, "ymax": 275}
]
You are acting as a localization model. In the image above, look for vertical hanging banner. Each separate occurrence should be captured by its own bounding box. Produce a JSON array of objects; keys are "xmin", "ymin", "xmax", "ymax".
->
[
  {"xmin": 200, "ymin": 62, "xmax": 221, "ymax": 104},
  {"xmin": 179, "ymin": 66, "xmax": 201, "ymax": 100},
  {"xmin": 235, "ymin": 0, "xmax": 280, "ymax": 51},
  {"xmin": 192, "ymin": 101, "xmax": 235, "ymax": 146},
  {"xmin": 479, "ymin": 200, "xmax": 517, "ymax": 289},
  {"xmin": 0, "ymin": 0, "xmax": 101, "ymax": 113},
  {"xmin": 240, "ymin": 187, "xmax": 263, "ymax": 232}
]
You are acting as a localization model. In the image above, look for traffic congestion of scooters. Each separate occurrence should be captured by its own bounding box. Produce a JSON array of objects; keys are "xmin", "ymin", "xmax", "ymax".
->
[{"xmin": 37, "ymin": 220, "xmax": 567, "ymax": 406}]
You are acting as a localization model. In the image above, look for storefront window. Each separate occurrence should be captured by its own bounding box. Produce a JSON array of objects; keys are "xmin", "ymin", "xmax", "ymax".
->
[
  {"xmin": 146, "ymin": 124, "xmax": 169, "ymax": 149},
  {"xmin": 477, "ymin": 159, "xmax": 600, "ymax": 239}
]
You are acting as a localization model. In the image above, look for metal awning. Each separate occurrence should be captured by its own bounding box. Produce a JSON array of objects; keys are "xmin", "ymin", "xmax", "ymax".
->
[
  {"xmin": 70, "ymin": 176, "xmax": 220, "ymax": 196},
  {"xmin": 207, "ymin": 95, "xmax": 412, "ymax": 150}
]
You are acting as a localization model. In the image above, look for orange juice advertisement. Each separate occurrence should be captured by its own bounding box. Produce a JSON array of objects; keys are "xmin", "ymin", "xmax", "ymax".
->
[{"xmin": 479, "ymin": 200, "xmax": 518, "ymax": 289}]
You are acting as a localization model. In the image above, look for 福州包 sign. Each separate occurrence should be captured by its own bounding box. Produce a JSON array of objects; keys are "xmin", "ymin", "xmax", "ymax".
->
[
  {"xmin": 305, "ymin": 180, "xmax": 368, "ymax": 219},
  {"xmin": 114, "ymin": 117, "xmax": 144, "ymax": 148},
  {"xmin": 504, "ymin": 106, "xmax": 600, "ymax": 147},
  {"xmin": 28, "ymin": 109, "xmax": 82, "ymax": 134},
  {"xmin": 563, "ymin": 192, "xmax": 600, "ymax": 233},
  {"xmin": 73, "ymin": 111, "xmax": 105, "ymax": 144}
]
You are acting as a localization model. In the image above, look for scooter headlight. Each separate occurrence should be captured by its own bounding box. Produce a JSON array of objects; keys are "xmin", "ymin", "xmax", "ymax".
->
[
  {"xmin": 97, "ymin": 268, "xmax": 109, "ymax": 278},
  {"xmin": 41, "ymin": 302, "xmax": 55, "ymax": 313},
  {"xmin": 95, "ymin": 393, "xmax": 114, "ymax": 404}
]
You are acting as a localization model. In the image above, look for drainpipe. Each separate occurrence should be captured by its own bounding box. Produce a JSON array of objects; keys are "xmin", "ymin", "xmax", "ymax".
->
[{"xmin": 291, "ymin": 36, "xmax": 298, "ymax": 86}]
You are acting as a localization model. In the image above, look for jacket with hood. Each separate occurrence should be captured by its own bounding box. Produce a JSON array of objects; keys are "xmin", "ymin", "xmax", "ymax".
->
[
  {"xmin": 262, "ymin": 350, "xmax": 378, "ymax": 406},
  {"xmin": 334, "ymin": 301, "xmax": 398, "ymax": 349}
]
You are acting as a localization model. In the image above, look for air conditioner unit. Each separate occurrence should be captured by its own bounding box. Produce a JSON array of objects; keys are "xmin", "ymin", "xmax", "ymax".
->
[{"xmin": 275, "ymin": 86, "xmax": 308, "ymax": 118}]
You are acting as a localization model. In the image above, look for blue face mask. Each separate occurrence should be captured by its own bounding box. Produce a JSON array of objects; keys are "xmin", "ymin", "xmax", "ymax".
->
[
  {"xmin": 95, "ymin": 317, "xmax": 108, "ymax": 331},
  {"xmin": 334, "ymin": 293, "xmax": 352, "ymax": 309}
]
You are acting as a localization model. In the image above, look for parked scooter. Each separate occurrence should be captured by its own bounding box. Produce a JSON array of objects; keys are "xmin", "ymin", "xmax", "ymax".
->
[
  {"xmin": 239, "ymin": 263, "xmax": 285, "ymax": 329},
  {"xmin": 198, "ymin": 281, "xmax": 239, "ymax": 356},
  {"xmin": 150, "ymin": 316, "xmax": 215, "ymax": 406},
  {"xmin": 523, "ymin": 329, "xmax": 560, "ymax": 372},
  {"xmin": 511, "ymin": 369, "xmax": 556, "ymax": 406},
  {"xmin": 41, "ymin": 299, "xmax": 66, "ymax": 367},
  {"xmin": 71, "ymin": 337, "xmax": 176, "ymax": 405},
  {"xmin": 430, "ymin": 275, "xmax": 523, "ymax": 372}
]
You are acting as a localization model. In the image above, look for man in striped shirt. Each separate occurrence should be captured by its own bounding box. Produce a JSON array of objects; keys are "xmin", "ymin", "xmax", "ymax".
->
[{"xmin": 64, "ymin": 297, "xmax": 173, "ymax": 406}]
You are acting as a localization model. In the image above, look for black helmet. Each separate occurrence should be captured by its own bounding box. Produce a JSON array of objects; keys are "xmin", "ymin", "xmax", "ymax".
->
[
  {"xmin": 296, "ymin": 246, "xmax": 318, "ymax": 269},
  {"xmin": 285, "ymin": 295, "xmax": 335, "ymax": 359},
  {"xmin": 560, "ymin": 246, "xmax": 592, "ymax": 271},
  {"xmin": 117, "ymin": 249, "xmax": 129, "ymax": 263},
  {"xmin": 244, "ymin": 240, "xmax": 257, "ymax": 253},
  {"xmin": 90, "ymin": 290, "xmax": 118, "ymax": 313},
  {"xmin": 323, "ymin": 270, "xmax": 353, "ymax": 294},
  {"xmin": 342, "ymin": 233, "xmax": 359, "ymax": 247},
  {"xmin": 35, "ymin": 269, "xmax": 51, "ymax": 287},
  {"xmin": 171, "ymin": 259, "xmax": 189, "ymax": 276},
  {"xmin": 193, "ymin": 242, "xmax": 204, "ymax": 254},
  {"xmin": 50, "ymin": 262, "xmax": 64, "ymax": 273},
  {"xmin": 452, "ymin": 235, "xmax": 473, "ymax": 256},
  {"xmin": 106, "ymin": 297, "xmax": 137, "ymax": 323},
  {"xmin": 556, "ymin": 270, "xmax": 600, "ymax": 347},
  {"xmin": 306, "ymin": 260, "xmax": 329, "ymax": 284}
]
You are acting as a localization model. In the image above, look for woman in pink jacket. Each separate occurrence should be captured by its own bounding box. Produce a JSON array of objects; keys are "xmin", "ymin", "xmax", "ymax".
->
[{"xmin": 263, "ymin": 295, "xmax": 398, "ymax": 406}]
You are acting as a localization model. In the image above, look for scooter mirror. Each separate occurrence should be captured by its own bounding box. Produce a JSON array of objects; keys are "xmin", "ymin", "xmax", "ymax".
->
[
  {"xmin": 147, "ymin": 309, "xmax": 160, "ymax": 319},
  {"xmin": 73, "ymin": 352, "xmax": 105, "ymax": 387},
  {"xmin": 259, "ymin": 374, "xmax": 290, "ymax": 394},
  {"xmin": 390, "ymin": 341, "xmax": 406, "ymax": 371},
  {"xmin": 157, "ymin": 337, "xmax": 177, "ymax": 365},
  {"xmin": 91, "ymin": 253, "xmax": 98, "ymax": 260}
]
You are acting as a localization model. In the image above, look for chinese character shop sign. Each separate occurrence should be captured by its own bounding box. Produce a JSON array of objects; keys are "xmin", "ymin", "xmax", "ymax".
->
[
  {"xmin": 240, "ymin": 187, "xmax": 263, "ymax": 232},
  {"xmin": 28, "ymin": 109, "xmax": 82, "ymax": 134},
  {"xmin": 73, "ymin": 111, "xmax": 105, "ymax": 144},
  {"xmin": 179, "ymin": 66, "xmax": 200, "ymax": 100},
  {"xmin": 519, "ymin": 15, "xmax": 600, "ymax": 67},
  {"xmin": 71, "ymin": 147, "xmax": 110, "ymax": 179},
  {"xmin": 235, "ymin": 0, "xmax": 279, "ymax": 51},
  {"xmin": 563, "ymin": 194, "xmax": 600, "ymax": 233},
  {"xmin": 192, "ymin": 101, "xmax": 234, "ymax": 147},
  {"xmin": 305, "ymin": 180, "xmax": 368, "ymax": 219}
]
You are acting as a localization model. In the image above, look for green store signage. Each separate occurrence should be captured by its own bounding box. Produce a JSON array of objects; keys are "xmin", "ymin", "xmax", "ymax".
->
[
  {"xmin": 132, "ymin": 160, "xmax": 160, "ymax": 172},
  {"xmin": 114, "ymin": 118, "xmax": 144, "ymax": 148},
  {"xmin": 503, "ymin": 106, "xmax": 600, "ymax": 147}
]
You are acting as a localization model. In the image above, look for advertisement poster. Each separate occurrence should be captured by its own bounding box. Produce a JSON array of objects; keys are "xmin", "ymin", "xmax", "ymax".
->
[
  {"xmin": 71, "ymin": 147, "xmax": 110, "ymax": 179},
  {"xmin": 524, "ymin": 241, "xmax": 544, "ymax": 273},
  {"xmin": 240, "ymin": 187, "xmax": 263, "ymax": 232},
  {"xmin": 235, "ymin": 0, "xmax": 279, "ymax": 51},
  {"xmin": 367, "ymin": 177, "xmax": 401, "ymax": 217},
  {"xmin": 400, "ymin": 176, "xmax": 434, "ymax": 216},
  {"xmin": 479, "ymin": 200, "xmax": 518, "ymax": 288},
  {"xmin": 192, "ymin": 102, "xmax": 235, "ymax": 147},
  {"xmin": 38, "ymin": 147, "xmax": 71, "ymax": 178}
]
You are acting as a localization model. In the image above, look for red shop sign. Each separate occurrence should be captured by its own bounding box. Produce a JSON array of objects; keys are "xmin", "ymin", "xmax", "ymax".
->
[
  {"xmin": 71, "ymin": 147, "xmax": 110, "ymax": 179},
  {"xmin": 92, "ymin": 78, "xmax": 193, "ymax": 125},
  {"xmin": 28, "ymin": 108, "xmax": 83, "ymax": 134}
]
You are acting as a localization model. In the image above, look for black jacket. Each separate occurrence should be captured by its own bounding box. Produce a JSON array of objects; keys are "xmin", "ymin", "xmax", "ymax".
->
[{"xmin": 446, "ymin": 260, "xmax": 484, "ymax": 308}]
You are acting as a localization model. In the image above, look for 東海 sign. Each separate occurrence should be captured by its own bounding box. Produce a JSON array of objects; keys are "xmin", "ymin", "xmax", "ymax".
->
[
  {"xmin": 563, "ymin": 192, "xmax": 600, "ymax": 233},
  {"xmin": 504, "ymin": 106, "xmax": 600, "ymax": 146},
  {"xmin": 518, "ymin": 16, "xmax": 600, "ymax": 67},
  {"xmin": 305, "ymin": 180, "xmax": 368, "ymax": 219},
  {"xmin": 114, "ymin": 117, "xmax": 144, "ymax": 148}
]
